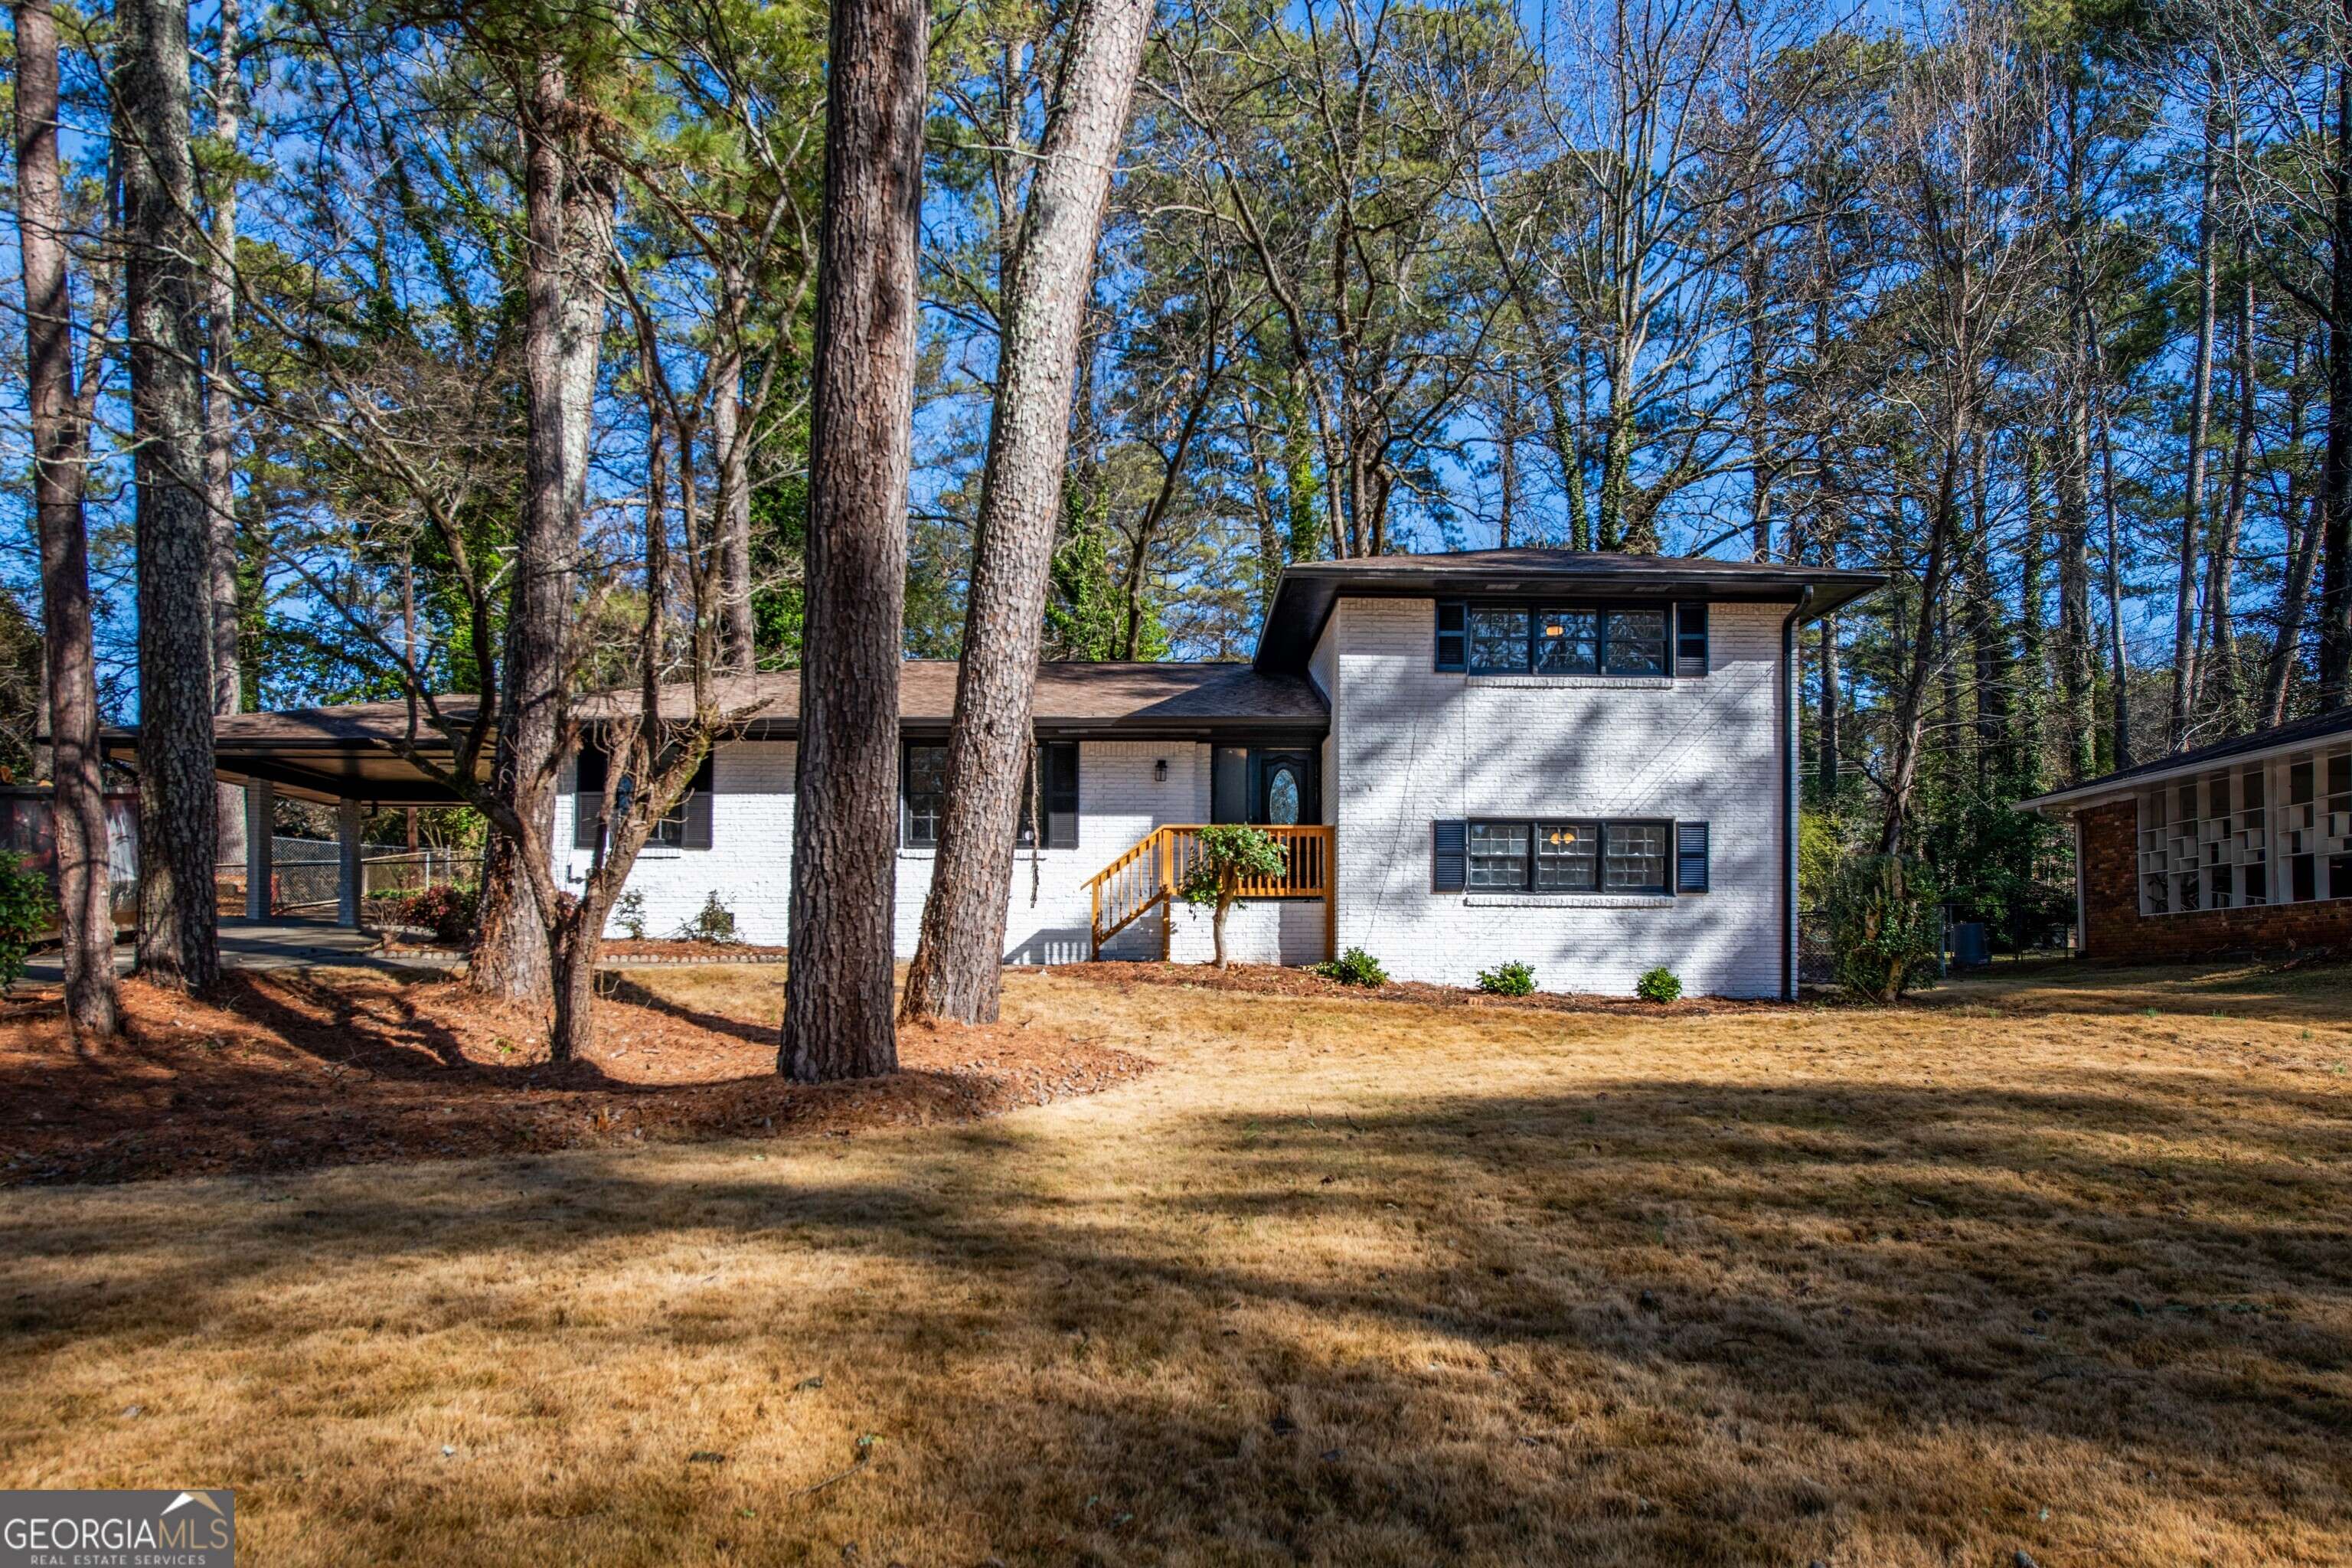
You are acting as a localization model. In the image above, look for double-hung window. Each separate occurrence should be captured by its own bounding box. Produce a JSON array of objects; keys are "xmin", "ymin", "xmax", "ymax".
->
[
  {"xmin": 1602, "ymin": 610, "xmax": 1668, "ymax": 676},
  {"xmin": 1468, "ymin": 607, "xmax": 1531, "ymax": 674},
  {"xmin": 902, "ymin": 742, "xmax": 1080, "ymax": 850},
  {"xmin": 574, "ymin": 740, "xmax": 714, "ymax": 851},
  {"xmin": 1534, "ymin": 612, "xmax": 1599, "ymax": 675}
]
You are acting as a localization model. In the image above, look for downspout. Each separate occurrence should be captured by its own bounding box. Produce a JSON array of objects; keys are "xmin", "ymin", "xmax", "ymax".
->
[
  {"xmin": 2072, "ymin": 810, "xmax": 2086, "ymax": 959},
  {"xmin": 1782, "ymin": 589, "xmax": 1814, "ymax": 1000}
]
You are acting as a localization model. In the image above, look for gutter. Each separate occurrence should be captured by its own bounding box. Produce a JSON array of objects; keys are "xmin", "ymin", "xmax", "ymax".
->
[{"xmin": 1781, "ymin": 588, "xmax": 1812, "ymax": 1001}]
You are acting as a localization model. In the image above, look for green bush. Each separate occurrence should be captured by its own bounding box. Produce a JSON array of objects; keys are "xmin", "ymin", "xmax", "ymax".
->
[
  {"xmin": 1315, "ymin": 946, "xmax": 1388, "ymax": 987},
  {"xmin": 0, "ymin": 851, "xmax": 53, "ymax": 993},
  {"xmin": 1178, "ymin": 825, "xmax": 1289, "ymax": 969},
  {"xmin": 1476, "ymin": 959, "xmax": 1536, "ymax": 996},
  {"xmin": 1826, "ymin": 853, "xmax": 1940, "ymax": 1001},
  {"xmin": 1635, "ymin": 965, "xmax": 1683, "ymax": 1003},
  {"xmin": 681, "ymin": 890, "xmax": 740, "ymax": 945},
  {"xmin": 612, "ymin": 889, "xmax": 648, "ymax": 941},
  {"xmin": 391, "ymin": 884, "xmax": 477, "ymax": 946}
]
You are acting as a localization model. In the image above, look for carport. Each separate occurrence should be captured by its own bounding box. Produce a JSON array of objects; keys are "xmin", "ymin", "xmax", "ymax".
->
[{"xmin": 104, "ymin": 700, "xmax": 479, "ymax": 928}]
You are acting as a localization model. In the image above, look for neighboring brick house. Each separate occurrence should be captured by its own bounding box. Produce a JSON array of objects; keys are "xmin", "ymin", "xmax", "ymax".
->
[
  {"xmin": 178, "ymin": 548, "xmax": 1881, "ymax": 998},
  {"xmin": 2018, "ymin": 707, "xmax": 2352, "ymax": 964}
]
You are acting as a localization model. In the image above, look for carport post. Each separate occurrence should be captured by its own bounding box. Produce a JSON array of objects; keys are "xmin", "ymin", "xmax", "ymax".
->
[
  {"xmin": 338, "ymin": 798, "xmax": 363, "ymax": 926},
  {"xmin": 244, "ymin": 780, "xmax": 275, "ymax": 920}
]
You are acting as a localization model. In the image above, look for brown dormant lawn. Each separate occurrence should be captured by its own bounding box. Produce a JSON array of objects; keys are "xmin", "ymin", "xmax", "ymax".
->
[{"xmin": 5, "ymin": 958, "xmax": 2350, "ymax": 1565}]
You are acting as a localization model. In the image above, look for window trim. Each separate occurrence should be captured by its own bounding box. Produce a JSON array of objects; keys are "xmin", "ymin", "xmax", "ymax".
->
[
  {"xmin": 1462, "ymin": 816, "xmax": 1674, "ymax": 896},
  {"xmin": 1436, "ymin": 597, "xmax": 1687, "ymax": 679}
]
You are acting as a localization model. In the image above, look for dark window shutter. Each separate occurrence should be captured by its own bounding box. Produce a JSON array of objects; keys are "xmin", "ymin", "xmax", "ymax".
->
[
  {"xmin": 682, "ymin": 787, "xmax": 714, "ymax": 850},
  {"xmin": 1432, "ymin": 819, "xmax": 1467, "ymax": 891},
  {"xmin": 1436, "ymin": 602, "xmax": 1468, "ymax": 671},
  {"xmin": 1676, "ymin": 602, "xmax": 1709, "ymax": 676},
  {"xmin": 1677, "ymin": 821, "xmax": 1710, "ymax": 893},
  {"xmin": 573, "ymin": 739, "xmax": 607, "ymax": 850},
  {"xmin": 1047, "ymin": 741, "xmax": 1080, "ymax": 848}
]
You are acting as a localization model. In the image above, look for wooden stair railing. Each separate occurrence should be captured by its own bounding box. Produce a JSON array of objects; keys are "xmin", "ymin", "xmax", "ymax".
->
[{"xmin": 1084, "ymin": 825, "xmax": 1334, "ymax": 960}]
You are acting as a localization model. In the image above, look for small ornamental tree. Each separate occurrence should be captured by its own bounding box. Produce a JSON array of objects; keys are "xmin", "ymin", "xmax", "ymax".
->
[
  {"xmin": 1178, "ymin": 825, "xmax": 1289, "ymax": 969},
  {"xmin": 1827, "ymin": 854, "xmax": 1941, "ymax": 1001}
]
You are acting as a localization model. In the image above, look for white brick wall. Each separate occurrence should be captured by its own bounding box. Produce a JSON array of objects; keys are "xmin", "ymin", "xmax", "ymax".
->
[
  {"xmin": 556, "ymin": 741, "xmax": 799, "ymax": 943},
  {"xmin": 1167, "ymin": 897, "xmax": 1328, "ymax": 965},
  {"xmin": 556, "ymin": 737, "xmax": 1213, "ymax": 962},
  {"xmin": 1324, "ymin": 596, "xmax": 1792, "ymax": 998},
  {"xmin": 549, "ymin": 596, "xmax": 1795, "ymax": 995}
]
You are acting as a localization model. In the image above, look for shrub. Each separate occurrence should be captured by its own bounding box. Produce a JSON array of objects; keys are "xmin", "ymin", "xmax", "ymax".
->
[
  {"xmin": 1826, "ymin": 853, "xmax": 1940, "ymax": 1001},
  {"xmin": 1315, "ymin": 946, "xmax": 1388, "ymax": 987},
  {"xmin": 612, "ymin": 889, "xmax": 648, "ymax": 941},
  {"xmin": 1635, "ymin": 965, "xmax": 1683, "ymax": 1003},
  {"xmin": 1477, "ymin": 959, "xmax": 1536, "ymax": 996},
  {"xmin": 1177, "ymin": 825, "xmax": 1289, "ymax": 969},
  {"xmin": 394, "ymin": 884, "xmax": 478, "ymax": 946},
  {"xmin": 679, "ymin": 890, "xmax": 740, "ymax": 946},
  {"xmin": 0, "ymin": 851, "xmax": 54, "ymax": 993}
]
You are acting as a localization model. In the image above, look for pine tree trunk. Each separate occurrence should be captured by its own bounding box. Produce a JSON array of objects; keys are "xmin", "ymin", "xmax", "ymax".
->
[
  {"xmin": 475, "ymin": 49, "xmax": 621, "ymax": 1001},
  {"xmin": 2321, "ymin": 65, "xmax": 2352, "ymax": 705},
  {"xmin": 710, "ymin": 283, "xmax": 756, "ymax": 669},
  {"xmin": 779, "ymin": 0, "xmax": 926, "ymax": 1080},
  {"xmin": 2264, "ymin": 333, "xmax": 2320, "ymax": 726},
  {"xmin": 901, "ymin": 0, "xmax": 1152, "ymax": 1024},
  {"xmin": 206, "ymin": 0, "xmax": 246, "ymax": 873},
  {"xmin": 2205, "ymin": 247, "xmax": 2254, "ymax": 734},
  {"xmin": 2097, "ymin": 389, "xmax": 2134, "ymax": 769},
  {"xmin": 15, "ymin": 0, "xmax": 119, "ymax": 1037},
  {"xmin": 122, "ymin": 0, "xmax": 220, "ymax": 993},
  {"xmin": 2017, "ymin": 439, "xmax": 2047, "ymax": 792},
  {"xmin": 2171, "ymin": 111, "xmax": 2219, "ymax": 746},
  {"xmin": 1877, "ymin": 415, "xmax": 1964, "ymax": 857}
]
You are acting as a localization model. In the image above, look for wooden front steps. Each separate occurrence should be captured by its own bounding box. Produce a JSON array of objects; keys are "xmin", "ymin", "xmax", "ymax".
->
[{"xmin": 1083, "ymin": 824, "xmax": 1334, "ymax": 961}]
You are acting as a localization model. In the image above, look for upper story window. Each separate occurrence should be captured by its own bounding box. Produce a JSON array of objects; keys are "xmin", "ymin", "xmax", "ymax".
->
[{"xmin": 1437, "ymin": 599, "xmax": 1697, "ymax": 677}]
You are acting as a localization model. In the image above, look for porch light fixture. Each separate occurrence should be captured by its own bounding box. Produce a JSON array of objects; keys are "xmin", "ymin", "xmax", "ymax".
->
[{"xmin": 1154, "ymin": 759, "xmax": 1169, "ymax": 782}]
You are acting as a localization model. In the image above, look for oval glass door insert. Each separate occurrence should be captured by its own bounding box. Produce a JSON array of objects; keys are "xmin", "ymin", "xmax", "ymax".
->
[{"xmin": 1266, "ymin": 764, "xmax": 1301, "ymax": 825}]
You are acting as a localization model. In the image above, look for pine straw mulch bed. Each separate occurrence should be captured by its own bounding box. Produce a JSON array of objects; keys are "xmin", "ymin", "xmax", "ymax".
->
[
  {"xmin": 1067, "ymin": 959, "xmax": 1811, "ymax": 1015},
  {"xmin": 0, "ymin": 972, "xmax": 1152, "ymax": 1187},
  {"xmin": 370, "ymin": 935, "xmax": 792, "ymax": 963}
]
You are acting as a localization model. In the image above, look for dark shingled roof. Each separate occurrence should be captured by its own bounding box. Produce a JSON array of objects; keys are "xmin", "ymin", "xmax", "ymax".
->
[
  {"xmin": 1252, "ymin": 548, "xmax": 1885, "ymax": 671},
  {"xmin": 101, "ymin": 663, "xmax": 1328, "ymax": 802},
  {"xmin": 2017, "ymin": 705, "xmax": 2352, "ymax": 812},
  {"xmin": 184, "ymin": 662, "xmax": 1325, "ymax": 748}
]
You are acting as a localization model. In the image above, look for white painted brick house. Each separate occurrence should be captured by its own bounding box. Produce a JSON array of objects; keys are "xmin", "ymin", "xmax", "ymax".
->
[{"xmin": 195, "ymin": 549, "xmax": 1880, "ymax": 998}]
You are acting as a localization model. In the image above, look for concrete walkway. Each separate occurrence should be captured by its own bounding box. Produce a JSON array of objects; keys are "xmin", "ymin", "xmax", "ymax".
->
[{"xmin": 24, "ymin": 919, "xmax": 459, "ymax": 983}]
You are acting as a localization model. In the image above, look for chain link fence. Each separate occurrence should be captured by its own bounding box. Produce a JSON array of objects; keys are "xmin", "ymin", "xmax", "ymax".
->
[{"xmin": 216, "ymin": 838, "xmax": 479, "ymax": 917}]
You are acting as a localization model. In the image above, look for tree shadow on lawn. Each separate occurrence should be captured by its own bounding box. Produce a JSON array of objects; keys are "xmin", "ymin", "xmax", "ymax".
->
[
  {"xmin": 7, "ymin": 1068, "xmax": 2350, "ymax": 1563},
  {"xmin": 1922, "ymin": 956, "xmax": 2352, "ymax": 1024},
  {"xmin": 0, "ymin": 970, "xmax": 1119, "ymax": 1187}
]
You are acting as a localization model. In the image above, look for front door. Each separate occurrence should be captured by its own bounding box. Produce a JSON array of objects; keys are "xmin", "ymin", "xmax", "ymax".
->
[
  {"xmin": 1256, "ymin": 750, "xmax": 1315, "ymax": 825},
  {"xmin": 1211, "ymin": 746, "xmax": 1321, "ymax": 825}
]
